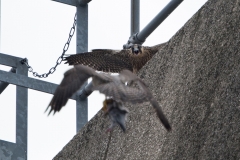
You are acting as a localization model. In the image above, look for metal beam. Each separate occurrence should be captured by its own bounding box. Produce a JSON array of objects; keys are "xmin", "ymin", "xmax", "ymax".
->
[
  {"xmin": 0, "ymin": 53, "xmax": 22, "ymax": 67},
  {"xmin": 78, "ymin": 0, "xmax": 92, "ymax": 5},
  {"xmin": 0, "ymin": 69, "xmax": 76, "ymax": 100},
  {"xmin": 131, "ymin": 0, "xmax": 140, "ymax": 35},
  {"xmin": 0, "ymin": 61, "xmax": 28, "ymax": 159},
  {"xmin": 52, "ymin": 0, "xmax": 89, "ymax": 132},
  {"xmin": 52, "ymin": 0, "xmax": 91, "ymax": 6},
  {"xmin": 0, "ymin": 68, "xmax": 16, "ymax": 94},
  {"xmin": 76, "ymin": 4, "xmax": 88, "ymax": 131},
  {"xmin": 138, "ymin": 0, "xmax": 183, "ymax": 42},
  {"xmin": 0, "ymin": 0, "xmax": 1, "ymax": 51},
  {"xmin": 79, "ymin": 0, "xmax": 139, "ymax": 100},
  {"xmin": 52, "ymin": 0, "xmax": 78, "ymax": 6},
  {"xmin": 78, "ymin": 0, "xmax": 140, "ymax": 101},
  {"xmin": 15, "ymin": 61, "xmax": 28, "ymax": 159},
  {"xmin": 78, "ymin": 82, "xmax": 93, "ymax": 100},
  {"xmin": 124, "ymin": 0, "xmax": 183, "ymax": 48}
]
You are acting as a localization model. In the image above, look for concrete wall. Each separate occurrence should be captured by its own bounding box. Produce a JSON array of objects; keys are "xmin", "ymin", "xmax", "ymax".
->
[{"xmin": 54, "ymin": 0, "xmax": 240, "ymax": 159}]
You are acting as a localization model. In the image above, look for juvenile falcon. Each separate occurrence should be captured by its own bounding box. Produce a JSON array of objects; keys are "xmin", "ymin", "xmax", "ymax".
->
[
  {"xmin": 46, "ymin": 65, "xmax": 171, "ymax": 131},
  {"xmin": 64, "ymin": 43, "xmax": 166, "ymax": 73}
]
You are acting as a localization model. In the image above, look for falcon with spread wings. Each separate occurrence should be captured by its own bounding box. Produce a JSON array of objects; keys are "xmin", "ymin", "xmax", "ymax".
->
[
  {"xmin": 64, "ymin": 43, "xmax": 166, "ymax": 73},
  {"xmin": 46, "ymin": 65, "xmax": 171, "ymax": 131}
]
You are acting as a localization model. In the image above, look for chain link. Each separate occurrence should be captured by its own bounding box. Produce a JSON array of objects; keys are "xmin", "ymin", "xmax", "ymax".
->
[{"xmin": 20, "ymin": 13, "xmax": 77, "ymax": 78}]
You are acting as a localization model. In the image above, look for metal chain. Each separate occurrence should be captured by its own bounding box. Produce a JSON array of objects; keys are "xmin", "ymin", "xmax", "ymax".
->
[{"xmin": 21, "ymin": 13, "xmax": 77, "ymax": 78}]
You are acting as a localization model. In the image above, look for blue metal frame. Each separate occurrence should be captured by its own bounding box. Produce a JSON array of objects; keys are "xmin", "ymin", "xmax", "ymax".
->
[
  {"xmin": 0, "ymin": 53, "xmax": 28, "ymax": 160},
  {"xmin": 0, "ymin": 68, "xmax": 16, "ymax": 94},
  {"xmin": 51, "ymin": 0, "xmax": 91, "ymax": 6},
  {"xmin": 76, "ymin": 4, "xmax": 88, "ymax": 132},
  {"xmin": 131, "ymin": 0, "xmax": 140, "ymax": 35},
  {"xmin": 53, "ymin": 0, "xmax": 89, "ymax": 132},
  {"xmin": 0, "ymin": 0, "xmax": 184, "ymax": 159},
  {"xmin": 0, "ymin": 1, "xmax": 90, "ymax": 158},
  {"xmin": 124, "ymin": 0, "xmax": 183, "ymax": 48},
  {"xmin": 0, "ymin": 53, "xmax": 77, "ymax": 159}
]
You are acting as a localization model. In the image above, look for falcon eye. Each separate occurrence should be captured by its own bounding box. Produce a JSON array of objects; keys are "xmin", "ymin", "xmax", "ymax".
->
[{"xmin": 138, "ymin": 46, "xmax": 142, "ymax": 52}]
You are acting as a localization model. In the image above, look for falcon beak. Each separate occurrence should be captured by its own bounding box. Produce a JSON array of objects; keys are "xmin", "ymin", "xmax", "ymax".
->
[
  {"xmin": 132, "ymin": 46, "xmax": 140, "ymax": 55},
  {"xmin": 134, "ymin": 49, "xmax": 139, "ymax": 54},
  {"xmin": 132, "ymin": 44, "xmax": 142, "ymax": 55}
]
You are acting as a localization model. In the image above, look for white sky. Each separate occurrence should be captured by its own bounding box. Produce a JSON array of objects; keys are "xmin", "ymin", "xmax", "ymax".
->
[{"xmin": 0, "ymin": 0, "xmax": 207, "ymax": 159}]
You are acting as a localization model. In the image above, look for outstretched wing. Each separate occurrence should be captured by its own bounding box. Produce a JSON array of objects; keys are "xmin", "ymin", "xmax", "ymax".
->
[
  {"xmin": 95, "ymin": 70, "xmax": 171, "ymax": 131},
  {"xmin": 64, "ymin": 49, "xmax": 133, "ymax": 73},
  {"xmin": 95, "ymin": 81, "xmax": 171, "ymax": 131},
  {"xmin": 46, "ymin": 65, "xmax": 96, "ymax": 115}
]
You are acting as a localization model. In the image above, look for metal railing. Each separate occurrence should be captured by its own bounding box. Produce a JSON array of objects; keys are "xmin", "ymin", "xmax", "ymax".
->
[
  {"xmin": 79, "ymin": 0, "xmax": 183, "ymax": 100},
  {"xmin": 0, "ymin": 0, "xmax": 183, "ymax": 159}
]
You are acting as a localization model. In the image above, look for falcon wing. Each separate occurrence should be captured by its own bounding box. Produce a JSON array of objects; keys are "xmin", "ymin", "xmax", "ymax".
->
[
  {"xmin": 64, "ymin": 49, "xmax": 133, "ymax": 73},
  {"xmin": 95, "ymin": 81, "xmax": 171, "ymax": 131},
  {"xmin": 95, "ymin": 70, "xmax": 171, "ymax": 131},
  {"xmin": 46, "ymin": 65, "xmax": 96, "ymax": 115}
]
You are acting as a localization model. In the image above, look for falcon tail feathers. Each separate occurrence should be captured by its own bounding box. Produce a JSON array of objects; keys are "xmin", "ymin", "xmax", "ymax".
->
[
  {"xmin": 150, "ymin": 99, "xmax": 171, "ymax": 131},
  {"xmin": 45, "ymin": 105, "xmax": 53, "ymax": 116}
]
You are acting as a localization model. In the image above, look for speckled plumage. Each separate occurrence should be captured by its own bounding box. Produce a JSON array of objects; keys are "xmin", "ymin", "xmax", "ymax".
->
[{"xmin": 64, "ymin": 43, "xmax": 166, "ymax": 73}]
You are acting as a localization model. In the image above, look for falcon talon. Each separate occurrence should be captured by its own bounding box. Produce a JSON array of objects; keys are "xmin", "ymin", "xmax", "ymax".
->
[{"xmin": 103, "ymin": 98, "xmax": 129, "ymax": 132}]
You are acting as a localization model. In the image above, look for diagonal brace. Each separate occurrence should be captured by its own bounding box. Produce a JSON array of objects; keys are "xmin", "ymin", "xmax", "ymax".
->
[
  {"xmin": 0, "ymin": 70, "xmax": 76, "ymax": 100},
  {"xmin": 124, "ymin": 0, "xmax": 183, "ymax": 49},
  {"xmin": 0, "ymin": 68, "xmax": 16, "ymax": 94},
  {"xmin": 52, "ymin": 0, "xmax": 91, "ymax": 6}
]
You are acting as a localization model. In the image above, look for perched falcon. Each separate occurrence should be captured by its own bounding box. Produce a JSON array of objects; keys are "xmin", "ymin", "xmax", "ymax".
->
[
  {"xmin": 64, "ymin": 43, "xmax": 166, "ymax": 73},
  {"xmin": 46, "ymin": 65, "xmax": 171, "ymax": 131},
  {"xmin": 102, "ymin": 98, "xmax": 129, "ymax": 132}
]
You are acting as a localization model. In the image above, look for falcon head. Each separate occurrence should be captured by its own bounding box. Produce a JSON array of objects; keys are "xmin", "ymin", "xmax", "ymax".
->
[
  {"xmin": 102, "ymin": 98, "xmax": 129, "ymax": 132},
  {"xmin": 131, "ymin": 44, "xmax": 142, "ymax": 55}
]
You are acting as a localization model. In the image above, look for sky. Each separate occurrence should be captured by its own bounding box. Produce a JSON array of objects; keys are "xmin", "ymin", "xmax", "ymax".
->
[{"xmin": 0, "ymin": 0, "xmax": 207, "ymax": 159}]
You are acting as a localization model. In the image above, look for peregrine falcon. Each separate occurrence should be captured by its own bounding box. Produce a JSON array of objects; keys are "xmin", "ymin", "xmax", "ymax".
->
[
  {"xmin": 46, "ymin": 65, "xmax": 171, "ymax": 131},
  {"xmin": 64, "ymin": 43, "xmax": 166, "ymax": 73}
]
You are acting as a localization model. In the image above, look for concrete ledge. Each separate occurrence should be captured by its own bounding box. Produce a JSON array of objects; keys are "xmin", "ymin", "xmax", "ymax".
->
[{"xmin": 54, "ymin": 0, "xmax": 240, "ymax": 159}]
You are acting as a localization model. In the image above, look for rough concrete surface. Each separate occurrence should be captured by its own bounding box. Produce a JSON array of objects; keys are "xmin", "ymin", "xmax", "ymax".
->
[{"xmin": 54, "ymin": 0, "xmax": 240, "ymax": 159}]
